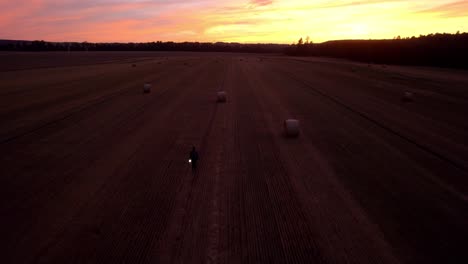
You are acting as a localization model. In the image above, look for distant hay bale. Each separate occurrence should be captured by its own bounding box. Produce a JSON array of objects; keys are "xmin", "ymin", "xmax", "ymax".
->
[
  {"xmin": 284, "ymin": 119, "xmax": 300, "ymax": 137},
  {"xmin": 217, "ymin": 91, "xmax": 227, "ymax": 102},
  {"xmin": 132, "ymin": 64, "xmax": 136, "ymax": 67},
  {"xmin": 401, "ymin": 91, "xmax": 414, "ymax": 102},
  {"xmin": 143, "ymin": 83, "xmax": 152, "ymax": 93}
]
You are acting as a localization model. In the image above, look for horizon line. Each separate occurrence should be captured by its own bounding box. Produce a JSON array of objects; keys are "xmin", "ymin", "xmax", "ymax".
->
[{"xmin": 2, "ymin": 31, "xmax": 466, "ymax": 45}]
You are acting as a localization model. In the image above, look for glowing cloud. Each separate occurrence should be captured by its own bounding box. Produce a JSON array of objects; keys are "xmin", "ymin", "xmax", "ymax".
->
[{"xmin": 0, "ymin": 0, "xmax": 466, "ymax": 43}]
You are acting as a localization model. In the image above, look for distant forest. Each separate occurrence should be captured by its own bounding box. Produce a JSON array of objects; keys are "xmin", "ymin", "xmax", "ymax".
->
[
  {"xmin": 1, "ymin": 32, "xmax": 467, "ymax": 68},
  {"xmin": 285, "ymin": 32, "xmax": 468, "ymax": 69},
  {"xmin": 0, "ymin": 40, "xmax": 287, "ymax": 53}
]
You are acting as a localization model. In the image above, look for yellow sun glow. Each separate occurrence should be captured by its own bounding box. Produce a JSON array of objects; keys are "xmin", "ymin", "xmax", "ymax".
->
[{"xmin": 0, "ymin": 0, "xmax": 466, "ymax": 43}]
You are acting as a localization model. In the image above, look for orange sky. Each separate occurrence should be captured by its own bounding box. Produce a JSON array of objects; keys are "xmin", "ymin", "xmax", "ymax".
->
[{"xmin": 0, "ymin": 0, "xmax": 467, "ymax": 43}]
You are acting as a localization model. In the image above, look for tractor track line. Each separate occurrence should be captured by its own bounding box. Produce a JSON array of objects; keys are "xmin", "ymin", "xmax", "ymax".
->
[
  {"xmin": 274, "ymin": 65, "xmax": 468, "ymax": 177},
  {"xmin": 0, "ymin": 61, "xmax": 195, "ymax": 145}
]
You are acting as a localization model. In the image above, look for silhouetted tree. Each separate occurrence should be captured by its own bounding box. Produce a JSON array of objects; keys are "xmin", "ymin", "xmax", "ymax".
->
[
  {"xmin": 0, "ymin": 40, "xmax": 288, "ymax": 53},
  {"xmin": 284, "ymin": 32, "xmax": 468, "ymax": 69}
]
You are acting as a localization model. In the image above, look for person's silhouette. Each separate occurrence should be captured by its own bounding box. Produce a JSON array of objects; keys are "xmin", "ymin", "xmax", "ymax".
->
[{"xmin": 189, "ymin": 146, "xmax": 199, "ymax": 172}]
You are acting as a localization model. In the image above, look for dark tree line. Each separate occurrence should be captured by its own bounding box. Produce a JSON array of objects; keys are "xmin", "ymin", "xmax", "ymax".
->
[
  {"xmin": 0, "ymin": 40, "xmax": 287, "ymax": 53},
  {"xmin": 2, "ymin": 32, "xmax": 467, "ymax": 68},
  {"xmin": 284, "ymin": 32, "xmax": 468, "ymax": 69}
]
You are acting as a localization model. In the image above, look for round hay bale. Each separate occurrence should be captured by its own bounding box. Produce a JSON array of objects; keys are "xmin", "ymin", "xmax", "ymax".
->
[
  {"xmin": 284, "ymin": 119, "xmax": 300, "ymax": 137},
  {"xmin": 217, "ymin": 91, "xmax": 227, "ymax": 102},
  {"xmin": 143, "ymin": 83, "xmax": 152, "ymax": 93},
  {"xmin": 401, "ymin": 91, "xmax": 414, "ymax": 102}
]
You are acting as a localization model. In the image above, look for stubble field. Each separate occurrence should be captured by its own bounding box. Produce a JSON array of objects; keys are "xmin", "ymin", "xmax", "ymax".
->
[{"xmin": 0, "ymin": 52, "xmax": 467, "ymax": 263}]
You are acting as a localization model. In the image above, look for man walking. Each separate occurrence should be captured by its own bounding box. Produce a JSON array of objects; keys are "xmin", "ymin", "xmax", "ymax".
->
[{"xmin": 189, "ymin": 146, "xmax": 199, "ymax": 172}]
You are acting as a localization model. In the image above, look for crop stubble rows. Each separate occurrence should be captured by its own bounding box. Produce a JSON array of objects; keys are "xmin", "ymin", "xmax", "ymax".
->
[{"xmin": 0, "ymin": 53, "xmax": 466, "ymax": 264}]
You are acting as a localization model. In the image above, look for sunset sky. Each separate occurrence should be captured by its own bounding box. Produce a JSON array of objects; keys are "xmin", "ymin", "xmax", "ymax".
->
[{"xmin": 0, "ymin": 0, "xmax": 467, "ymax": 43}]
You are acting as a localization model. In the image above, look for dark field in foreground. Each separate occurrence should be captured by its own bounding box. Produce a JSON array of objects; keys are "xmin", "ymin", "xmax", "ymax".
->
[{"xmin": 0, "ymin": 52, "xmax": 467, "ymax": 263}]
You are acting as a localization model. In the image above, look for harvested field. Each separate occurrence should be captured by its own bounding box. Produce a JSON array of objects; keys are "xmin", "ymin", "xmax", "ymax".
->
[{"xmin": 0, "ymin": 52, "xmax": 467, "ymax": 263}]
